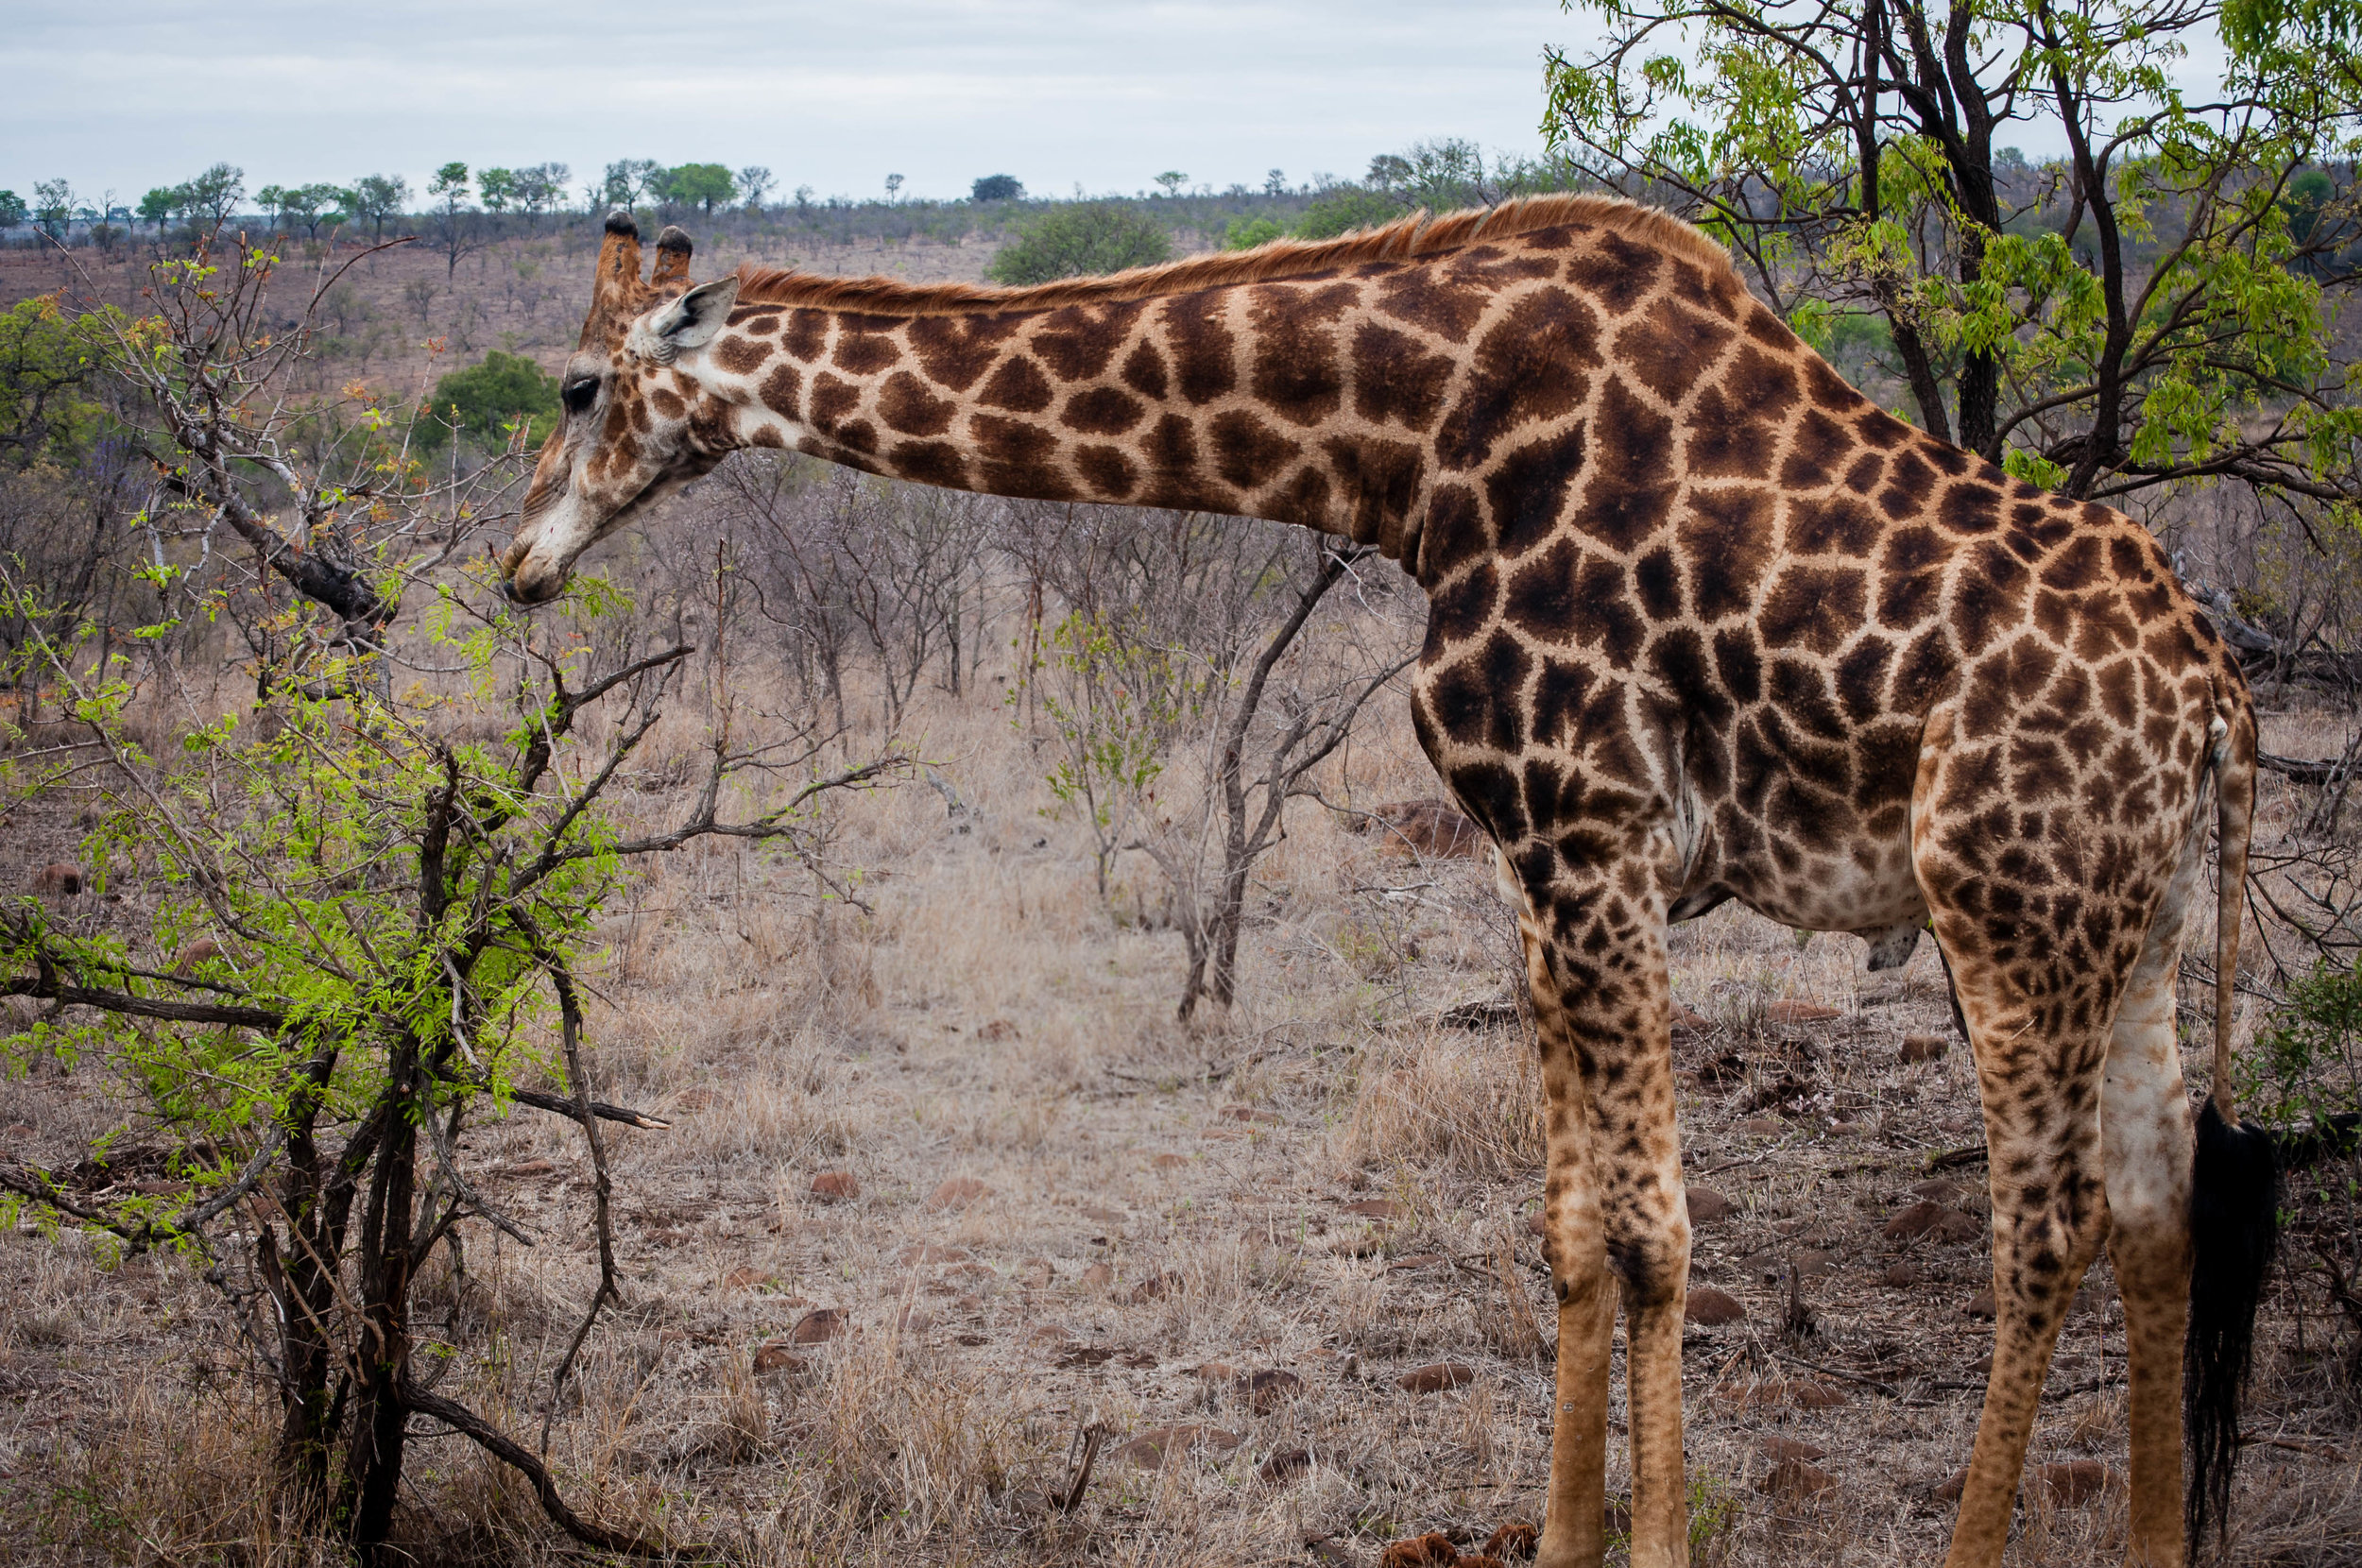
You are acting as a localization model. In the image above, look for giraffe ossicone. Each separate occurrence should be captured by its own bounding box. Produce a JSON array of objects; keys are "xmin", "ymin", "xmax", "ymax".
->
[{"xmin": 503, "ymin": 198, "xmax": 2272, "ymax": 1568}]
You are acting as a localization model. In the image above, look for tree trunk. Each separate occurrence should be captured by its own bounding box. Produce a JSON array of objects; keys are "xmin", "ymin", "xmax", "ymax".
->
[{"xmin": 342, "ymin": 1051, "xmax": 419, "ymax": 1561}]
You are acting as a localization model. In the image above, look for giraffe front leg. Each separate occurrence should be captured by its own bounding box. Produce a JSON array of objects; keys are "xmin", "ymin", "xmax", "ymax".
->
[
  {"xmin": 1531, "ymin": 914, "xmax": 1613, "ymax": 1568},
  {"xmin": 1532, "ymin": 895, "xmax": 1689, "ymax": 1568}
]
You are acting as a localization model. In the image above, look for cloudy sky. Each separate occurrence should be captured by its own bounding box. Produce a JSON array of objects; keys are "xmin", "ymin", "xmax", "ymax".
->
[{"xmin": 2, "ymin": 1, "xmax": 1598, "ymax": 207}]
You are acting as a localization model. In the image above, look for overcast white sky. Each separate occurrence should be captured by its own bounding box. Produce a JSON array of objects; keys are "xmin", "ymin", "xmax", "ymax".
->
[{"xmin": 1, "ymin": 1, "xmax": 1594, "ymax": 207}]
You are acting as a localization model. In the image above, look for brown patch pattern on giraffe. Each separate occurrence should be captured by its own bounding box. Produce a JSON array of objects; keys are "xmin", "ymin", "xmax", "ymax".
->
[{"xmin": 505, "ymin": 192, "xmax": 2258, "ymax": 1568}]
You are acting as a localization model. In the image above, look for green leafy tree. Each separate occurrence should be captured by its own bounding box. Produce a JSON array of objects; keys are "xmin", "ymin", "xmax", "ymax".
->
[
  {"xmin": 1545, "ymin": 0, "xmax": 2362, "ymax": 508},
  {"xmin": 1292, "ymin": 187, "xmax": 1408, "ymax": 240},
  {"xmin": 970, "ymin": 173, "xmax": 1024, "ymax": 202},
  {"xmin": 0, "ymin": 567, "xmax": 897, "ymax": 1561},
  {"xmin": 512, "ymin": 161, "xmax": 570, "ymax": 222},
  {"xmin": 601, "ymin": 158, "xmax": 660, "ymax": 209},
  {"xmin": 345, "ymin": 173, "xmax": 408, "ymax": 241},
  {"xmin": 659, "ymin": 162, "xmax": 736, "ymax": 215},
  {"xmin": 427, "ymin": 162, "xmax": 477, "ymax": 278},
  {"xmin": 476, "ymin": 165, "xmax": 518, "ymax": 214},
  {"xmin": 287, "ymin": 182, "xmax": 345, "ymax": 242},
  {"xmin": 0, "ymin": 190, "xmax": 29, "ymax": 229},
  {"xmin": 986, "ymin": 203, "xmax": 1172, "ymax": 284},
  {"xmin": 0, "ymin": 296, "xmax": 113, "ymax": 468},
  {"xmin": 1224, "ymin": 214, "xmax": 1288, "ymax": 250},
  {"xmin": 180, "ymin": 162, "xmax": 245, "ymax": 231},
  {"xmin": 135, "ymin": 186, "xmax": 180, "ymax": 230},
  {"xmin": 1153, "ymin": 170, "xmax": 1190, "ymax": 197},
  {"xmin": 255, "ymin": 182, "xmax": 293, "ymax": 232},
  {"xmin": 417, "ymin": 349, "xmax": 561, "ymax": 452},
  {"xmin": 31, "ymin": 179, "xmax": 75, "ymax": 241},
  {"xmin": 737, "ymin": 164, "xmax": 776, "ymax": 210}
]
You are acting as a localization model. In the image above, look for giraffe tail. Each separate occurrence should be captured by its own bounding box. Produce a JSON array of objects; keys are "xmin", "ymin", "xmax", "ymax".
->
[{"xmin": 2186, "ymin": 704, "xmax": 2277, "ymax": 1554}]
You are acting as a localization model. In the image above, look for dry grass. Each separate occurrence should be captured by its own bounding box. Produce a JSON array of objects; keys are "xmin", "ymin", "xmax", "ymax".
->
[{"xmin": 6, "ymin": 638, "xmax": 2362, "ymax": 1568}]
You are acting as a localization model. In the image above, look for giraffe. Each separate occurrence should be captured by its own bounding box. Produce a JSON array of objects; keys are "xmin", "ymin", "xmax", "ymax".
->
[{"xmin": 500, "ymin": 200, "xmax": 2278, "ymax": 1568}]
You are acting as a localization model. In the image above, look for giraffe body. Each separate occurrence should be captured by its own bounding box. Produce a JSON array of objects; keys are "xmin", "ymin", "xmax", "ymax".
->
[{"xmin": 504, "ymin": 198, "xmax": 2268, "ymax": 1568}]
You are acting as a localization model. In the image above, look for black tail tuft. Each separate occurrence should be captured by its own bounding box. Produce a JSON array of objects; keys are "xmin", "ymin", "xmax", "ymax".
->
[{"xmin": 2185, "ymin": 1094, "xmax": 2280, "ymax": 1552}]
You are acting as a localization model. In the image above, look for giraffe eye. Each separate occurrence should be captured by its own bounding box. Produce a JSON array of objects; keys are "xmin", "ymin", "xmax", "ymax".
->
[{"xmin": 561, "ymin": 377, "xmax": 600, "ymax": 415}]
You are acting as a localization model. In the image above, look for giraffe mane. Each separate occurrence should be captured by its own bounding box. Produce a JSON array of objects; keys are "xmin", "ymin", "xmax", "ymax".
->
[{"xmin": 729, "ymin": 193, "xmax": 1733, "ymax": 317}]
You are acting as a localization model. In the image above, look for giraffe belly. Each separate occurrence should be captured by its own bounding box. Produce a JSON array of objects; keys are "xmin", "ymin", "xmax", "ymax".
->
[{"xmin": 1690, "ymin": 809, "xmax": 1927, "ymax": 946}]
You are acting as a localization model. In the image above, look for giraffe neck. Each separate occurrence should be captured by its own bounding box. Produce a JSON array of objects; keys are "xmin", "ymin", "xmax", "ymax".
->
[{"xmin": 696, "ymin": 287, "xmax": 1434, "ymax": 558}]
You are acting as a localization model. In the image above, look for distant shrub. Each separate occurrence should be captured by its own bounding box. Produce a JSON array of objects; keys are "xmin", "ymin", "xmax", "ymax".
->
[
  {"xmin": 986, "ymin": 203, "xmax": 1172, "ymax": 285},
  {"xmin": 1223, "ymin": 215, "xmax": 1287, "ymax": 251},
  {"xmin": 1292, "ymin": 188, "xmax": 1409, "ymax": 240},
  {"xmin": 419, "ymin": 349, "xmax": 558, "ymax": 452},
  {"xmin": 970, "ymin": 174, "xmax": 1024, "ymax": 202}
]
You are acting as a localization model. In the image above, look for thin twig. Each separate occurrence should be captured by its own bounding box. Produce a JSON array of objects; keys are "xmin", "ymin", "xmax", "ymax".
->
[{"xmin": 399, "ymin": 1380, "xmax": 676, "ymax": 1556}]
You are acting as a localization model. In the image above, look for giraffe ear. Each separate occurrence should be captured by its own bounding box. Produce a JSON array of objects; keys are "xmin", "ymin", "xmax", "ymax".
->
[{"xmin": 648, "ymin": 276, "xmax": 741, "ymax": 351}]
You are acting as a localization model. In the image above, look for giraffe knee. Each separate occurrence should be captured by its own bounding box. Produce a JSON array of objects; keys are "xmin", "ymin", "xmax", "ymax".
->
[{"xmin": 1605, "ymin": 1221, "xmax": 1690, "ymax": 1310}]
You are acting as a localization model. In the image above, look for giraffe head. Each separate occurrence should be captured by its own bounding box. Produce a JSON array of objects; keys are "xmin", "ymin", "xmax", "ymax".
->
[{"xmin": 499, "ymin": 212, "xmax": 748, "ymax": 604}]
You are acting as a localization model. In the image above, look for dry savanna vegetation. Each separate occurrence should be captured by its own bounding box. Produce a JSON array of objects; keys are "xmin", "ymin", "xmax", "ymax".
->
[{"xmin": 5, "ymin": 98, "xmax": 2362, "ymax": 1568}]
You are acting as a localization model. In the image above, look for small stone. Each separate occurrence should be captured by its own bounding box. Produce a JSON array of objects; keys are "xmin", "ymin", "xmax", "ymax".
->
[
  {"xmin": 1964, "ymin": 1287, "xmax": 1997, "ymax": 1319},
  {"xmin": 1900, "ymin": 1033, "xmax": 1949, "ymax": 1063},
  {"xmin": 1686, "ymin": 1186, "xmax": 1736, "ymax": 1223},
  {"xmin": 1884, "ymin": 1201, "xmax": 1983, "ymax": 1244},
  {"xmin": 1151, "ymin": 1153, "xmax": 1190, "ymax": 1170},
  {"xmin": 930, "ymin": 1176, "xmax": 989, "ymax": 1209},
  {"xmin": 789, "ymin": 1308, "xmax": 845, "ymax": 1344},
  {"xmin": 1395, "ymin": 1362, "xmax": 1477, "ymax": 1394},
  {"xmin": 722, "ymin": 1265, "xmax": 769, "ymax": 1289},
  {"xmin": 31, "ymin": 862, "xmax": 84, "ymax": 895},
  {"xmin": 1080, "ymin": 1262, "xmax": 1114, "ymax": 1289},
  {"xmin": 896, "ymin": 1244, "xmax": 970, "ymax": 1265},
  {"xmin": 1685, "ymin": 1287, "xmax": 1747, "ymax": 1326},
  {"xmin": 1111, "ymin": 1423, "xmax": 1241, "ymax": 1470},
  {"xmin": 2037, "ymin": 1459, "xmax": 2120, "ymax": 1506},
  {"xmin": 1238, "ymin": 1369, "xmax": 1304, "ymax": 1412},
  {"xmin": 1757, "ymin": 1457, "xmax": 1840, "ymax": 1498},
  {"xmin": 810, "ymin": 1171, "xmax": 860, "ymax": 1202},
  {"xmin": 1754, "ymin": 1436, "xmax": 1827, "ymax": 1463},
  {"xmin": 752, "ymin": 1343, "xmax": 810, "ymax": 1375},
  {"xmin": 1880, "ymin": 1261, "xmax": 1923, "ymax": 1287},
  {"xmin": 1378, "ymin": 1532, "xmax": 1460, "ymax": 1567},
  {"xmin": 1340, "ymin": 1199, "xmax": 1402, "ymax": 1220},
  {"xmin": 1484, "ymin": 1523, "xmax": 1539, "ymax": 1561},
  {"xmin": 1765, "ymin": 998, "xmax": 1840, "ymax": 1023},
  {"xmin": 1258, "ymin": 1447, "xmax": 1312, "ymax": 1487}
]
